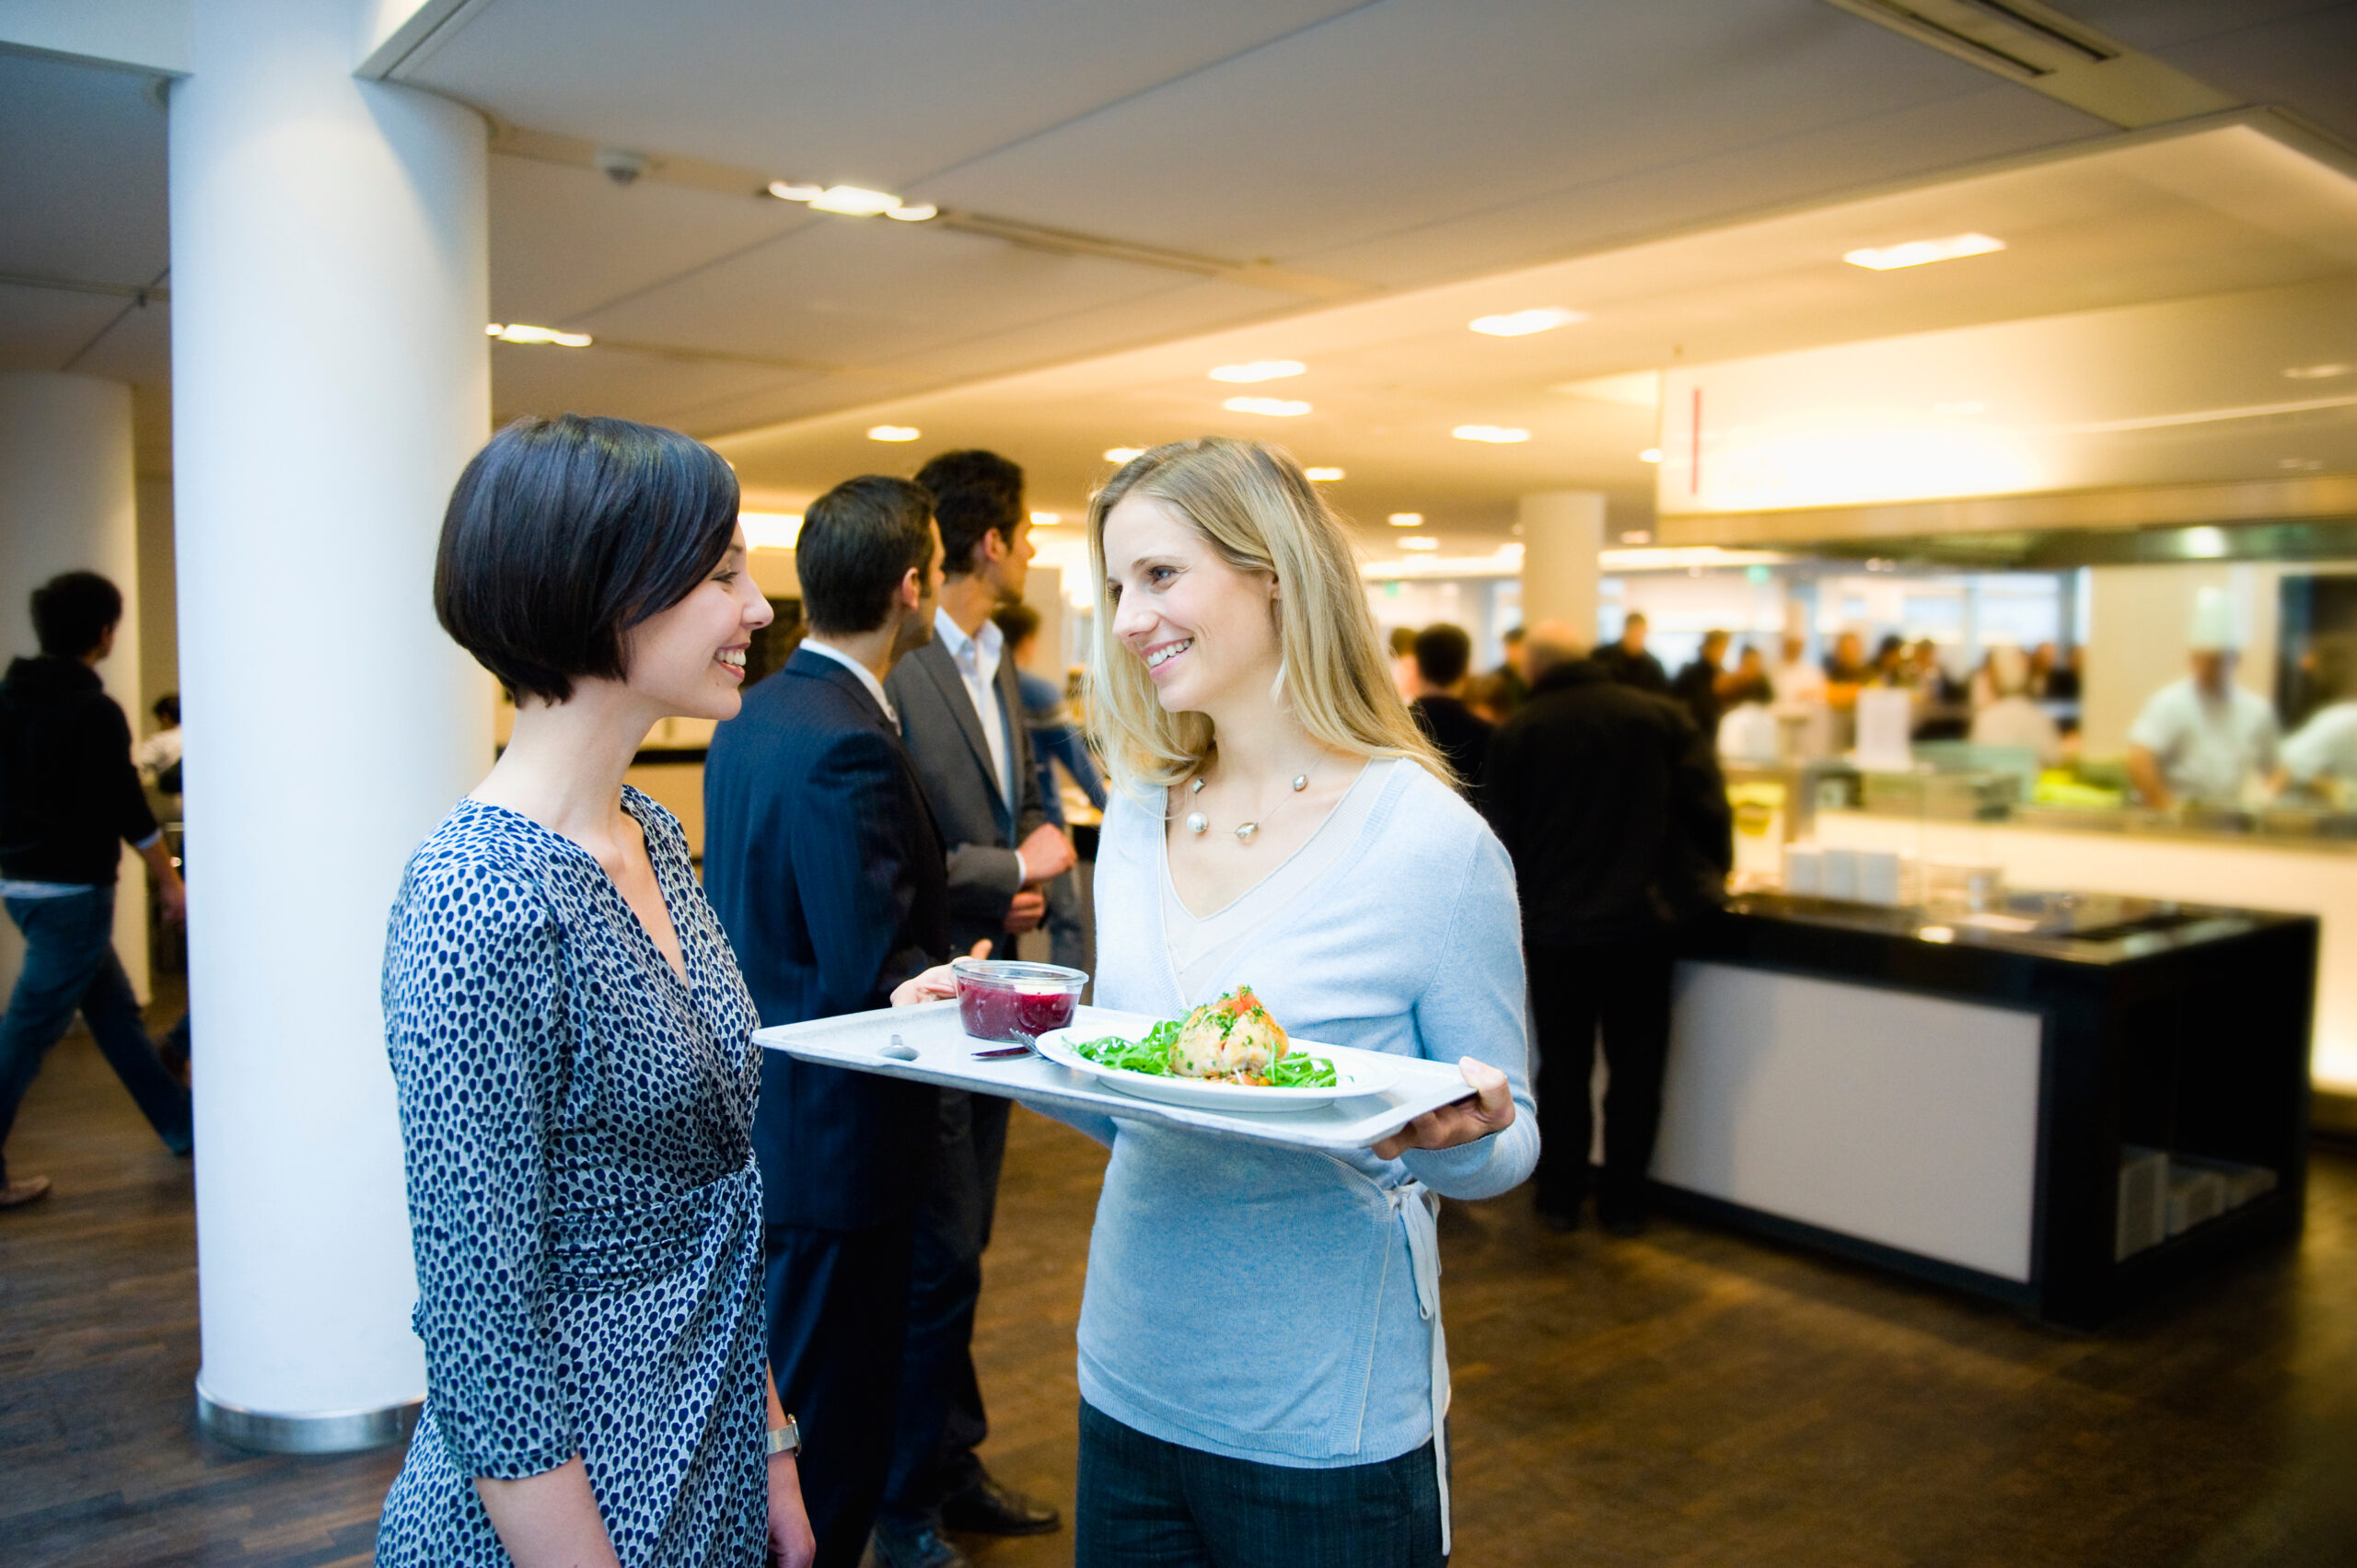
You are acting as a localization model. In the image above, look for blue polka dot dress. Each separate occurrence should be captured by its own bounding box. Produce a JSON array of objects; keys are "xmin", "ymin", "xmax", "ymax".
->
[{"xmin": 375, "ymin": 789, "xmax": 768, "ymax": 1567}]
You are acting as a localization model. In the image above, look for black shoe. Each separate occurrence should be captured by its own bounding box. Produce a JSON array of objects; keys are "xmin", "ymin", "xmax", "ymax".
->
[
  {"xmin": 872, "ymin": 1519, "xmax": 974, "ymax": 1568},
  {"xmin": 940, "ymin": 1472, "xmax": 1062, "ymax": 1537}
]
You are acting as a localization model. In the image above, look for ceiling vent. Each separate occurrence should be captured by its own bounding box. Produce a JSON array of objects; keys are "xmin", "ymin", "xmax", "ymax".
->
[{"xmin": 1819, "ymin": 0, "xmax": 2239, "ymax": 127}]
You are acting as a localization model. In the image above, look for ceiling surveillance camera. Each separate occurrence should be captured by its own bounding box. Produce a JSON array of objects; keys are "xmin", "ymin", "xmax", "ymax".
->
[{"xmin": 594, "ymin": 148, "xmax": 649, "ymax": 187}]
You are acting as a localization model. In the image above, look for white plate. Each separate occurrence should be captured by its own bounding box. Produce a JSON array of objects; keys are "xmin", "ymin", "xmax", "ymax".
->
[{"xmin": 1035, "ymin": 1025, "xmax": 1402, "ymax": 1113}]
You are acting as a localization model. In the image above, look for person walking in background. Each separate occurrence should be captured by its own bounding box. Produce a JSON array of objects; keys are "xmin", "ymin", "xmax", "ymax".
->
[
  {"xmin": 1672, "ymin": 628, "xmax": 1732, "ymax": 739},
  {"xmin": 0, "ymin": 571, "xmax": 192, "ymax": 1210},
  {"xmin": 704, "ymin": 477, "xmax": 956, "ymax": 1568},
  {"xmin": 1492, "ymin": 623, "xmax": 1530, "ymax": 712},
  {"xmin": 880, "ymin": 449, "xmax": 1068, "ymax": 1566},
  {"xmin": 377, "ymin": 415, "xmax": 810, "ymax": 1568},
  {"xmin": 1406, "ymin": 622, "xmax": 1493, "ymax": 803},
  {"xmin": 1485, "ymin": 621, "xmax": 1732, "ymax": 1236},
  {"xmin": 993, "ymin": 599, "xmax": 1102, "ymax": 976},
  {"xmin": 1595, "ymin": 609, "xmax": 1669, "ymax": 692},
  {"xmin": 134, "ymin": 691, "xmax": 183, "ymax": 793},
  {"xmin": 1969, "ymin": 645, "xmax": 2063, "ymax": 767}
]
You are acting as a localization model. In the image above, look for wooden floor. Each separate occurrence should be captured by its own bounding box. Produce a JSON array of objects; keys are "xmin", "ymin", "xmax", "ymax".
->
[{"xmin": 6, "ymin": 1011, "xmax": 2356, "ymax": 1567}]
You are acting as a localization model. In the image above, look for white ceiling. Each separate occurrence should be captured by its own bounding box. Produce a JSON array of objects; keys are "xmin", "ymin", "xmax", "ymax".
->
[
  {"xmin": 711, "ymin": 119, "xmax": 2357, "ymax": 557},
  {"xmin": 0, "ymin": 0, "xmax": 2353, "ymax": 539}
]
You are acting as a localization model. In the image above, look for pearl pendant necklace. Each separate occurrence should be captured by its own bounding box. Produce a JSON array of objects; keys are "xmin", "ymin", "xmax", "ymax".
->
[{"xmin": 1184, "ymin": 772, "xmax": 1309, "ymax": 842}]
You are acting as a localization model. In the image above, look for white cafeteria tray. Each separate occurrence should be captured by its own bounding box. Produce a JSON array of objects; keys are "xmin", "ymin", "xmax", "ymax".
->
[{"xmin": 756, "ymin": 1001, "xmax": 1480, "ymax": 1154}]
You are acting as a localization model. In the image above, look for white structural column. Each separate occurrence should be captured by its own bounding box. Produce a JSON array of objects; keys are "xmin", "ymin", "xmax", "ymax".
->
[
  {"xmin": 1517, "ymin": 491, "xmax": 1606, "ymax": 646},
  {"xmin": 172, "ymin": 0, "xmax": 491, "ymax": 1451},
  {"xmin": 0, "ymin": 373, "xmax": 148, "ymax": 1003}
]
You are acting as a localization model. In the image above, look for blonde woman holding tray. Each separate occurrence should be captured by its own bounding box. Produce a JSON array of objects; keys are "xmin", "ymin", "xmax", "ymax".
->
[{"xmin": 1063, "ymin": 438, "xmax": 1535, "ymax": 1566}]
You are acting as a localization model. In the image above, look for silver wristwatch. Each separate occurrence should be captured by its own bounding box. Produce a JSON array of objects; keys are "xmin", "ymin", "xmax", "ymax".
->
[{"xmin": 764, "ymin": 1415, "xmax": 803, "ymax": 1458}]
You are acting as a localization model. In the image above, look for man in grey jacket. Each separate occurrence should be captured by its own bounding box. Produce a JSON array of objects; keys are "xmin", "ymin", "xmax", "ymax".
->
[{"xmin": 876, "ymin": 449, "xmax": 1073, "ymax": 1568}]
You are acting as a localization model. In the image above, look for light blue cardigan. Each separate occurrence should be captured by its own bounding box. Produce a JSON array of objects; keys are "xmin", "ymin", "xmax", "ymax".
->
[{"xmin": 1060, "ymin": 759, "xmax": 1538, "ymax": 1481}]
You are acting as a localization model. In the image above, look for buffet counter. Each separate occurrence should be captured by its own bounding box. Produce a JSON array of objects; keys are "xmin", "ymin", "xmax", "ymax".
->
[
  {"xmin": 1655, "ymin": 891, "xmax": 2314, "ymax": 1328},
  {"xmin": 1809, "ymin": 806, "xmax": 2357, "ymax": 1106}
]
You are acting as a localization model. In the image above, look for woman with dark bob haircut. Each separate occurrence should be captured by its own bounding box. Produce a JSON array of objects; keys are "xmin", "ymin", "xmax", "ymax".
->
[{"xmin": 375, "ymin": 414, "xmax": 813, "ymax": 1568}]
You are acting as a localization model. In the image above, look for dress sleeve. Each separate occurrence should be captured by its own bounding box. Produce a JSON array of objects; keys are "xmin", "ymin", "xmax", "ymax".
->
[
  {"xmin": 1399, "ymin": 828, "xmax": 1540, "ymax": 1200},
  {"xmin": 383, "ymin": 856, "xmax": 574, "ymax": 1481}
]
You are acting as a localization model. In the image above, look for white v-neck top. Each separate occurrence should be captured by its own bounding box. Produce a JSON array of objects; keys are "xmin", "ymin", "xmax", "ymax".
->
[{"xmin": 1158, "ymin": 760, "xmax": 1391, "ymax": 1001}]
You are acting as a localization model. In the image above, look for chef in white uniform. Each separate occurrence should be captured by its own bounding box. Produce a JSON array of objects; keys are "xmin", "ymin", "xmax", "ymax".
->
[{"xmin": 2125, "ymin": 587, "xmax": 2281, "ymax": 808}]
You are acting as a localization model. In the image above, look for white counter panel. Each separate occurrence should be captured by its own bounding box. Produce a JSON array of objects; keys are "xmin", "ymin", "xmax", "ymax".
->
[
  {"xmin": 1812, "ymin": 811, "xmax": 2355, "ymax": 1095},
  {"xmin": 1655, "ymin": 960, "xmax": 2043, "ymax": 1283}
]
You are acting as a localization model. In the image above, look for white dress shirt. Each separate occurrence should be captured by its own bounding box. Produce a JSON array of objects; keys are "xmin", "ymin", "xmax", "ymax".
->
[
  {"xmin": 798, "ymin": 637, "xmax": 896, "ymax": 725},
  {"xmin": 933, "ymin": 607, "xmax": 1014, "ymax": 814}
]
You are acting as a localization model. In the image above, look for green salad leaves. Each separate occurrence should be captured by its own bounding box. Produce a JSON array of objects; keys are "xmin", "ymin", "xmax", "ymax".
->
[{"xmin": 1068, "ymin": 1018, "xmax": 1340, "ymax": 1088}]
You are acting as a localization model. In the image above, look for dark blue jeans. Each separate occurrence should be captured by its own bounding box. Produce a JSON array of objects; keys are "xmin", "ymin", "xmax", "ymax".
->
[
  {"xmin": 0, "ymin": 886, "xmax": 192, "ymax": 1184},
  {"xmin": 1075, "ymin": 1401, "xmax": 1445, "ymax": 1568}
]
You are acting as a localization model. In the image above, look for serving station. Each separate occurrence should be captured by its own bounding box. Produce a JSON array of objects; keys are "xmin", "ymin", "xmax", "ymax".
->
[{"xmin": 1652, "ymin": 891, "xmax": 2316, "ymax": 1329}]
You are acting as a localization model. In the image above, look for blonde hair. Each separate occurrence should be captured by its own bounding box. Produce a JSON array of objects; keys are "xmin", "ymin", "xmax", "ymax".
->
[{"xmin": 1085, "ymin": 437, "xmax": 1448, "ymax": 795}]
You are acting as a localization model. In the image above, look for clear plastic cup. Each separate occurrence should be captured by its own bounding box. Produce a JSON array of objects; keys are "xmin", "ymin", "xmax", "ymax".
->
[{"xmin": 951, "ymin": 958, "xmax": 1087, "ymax": 1043}]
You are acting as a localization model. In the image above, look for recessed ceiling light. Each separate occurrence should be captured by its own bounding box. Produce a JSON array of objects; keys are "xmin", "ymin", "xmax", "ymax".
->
[
  {"xmin": 1029, "ymin": 511, "xmax": 1061, "ymax": 526},
  {"xmin": 1304, "ymin": 467, "xmax": 1346, "ymax": 482},
  {"xmin": 886, "ymin": 203, "xmax": 938, "ymax": 222},
  {"xmin": 1843, "ymin": 233, "xmax": 2005, "ymax": 271},
  {"xmin": 1453, "ymin": 425, "xmax": 1529, "ymax": 444},
  {"xmin": 1104, "ymin": 447, "xmax": 1147, "ymax": 462},
  {"xmin": 2182, "ymin": 527, "xmax": 2229, "ymax": 559},
  {"xmin": 487, "ymin": 322, "xmax": 592, "ymax": 347},
  {"xmin": 1639, "ymin": 447, "xmax": 1662, "ymax": 464},
  {"xmin": 1401, "ymin": 537, "xmax": 1440, "ymax": 551},
  {"xmin": 1388, "ymin": 512, "xmax": 1424, "ymax": 528},
  {"xmin": 1209, "ymin": 360, "xmax": 1306, "ymax": 383},
  {"xmin": 1621, "ymin": 529, "xmax": 1653, "ymax": 544},
  {"xmin": 767, "ymin": 180, "xmax": 826, "ymax": 202},
  {"xmin": 1224, "ymin": 397, "xmax": 1311, "ymax": 417},
  {"xmin": 2284, "ymin": 364, "xmax": 2351, "ymax": 380},
  {"xmin": 867, "ymin": 424, "xmax": 921, "ymax": 442},
  {"xmin": 809, "ymin": 185, "xmax": 903, "ymax": 216},
  {"xmin": 739, "ymin": 511, "xmax": 804, "ymax": 551},
  {"xmin": 1469, "ymin": 308, "xmax": 1585, "ymax": 337}
]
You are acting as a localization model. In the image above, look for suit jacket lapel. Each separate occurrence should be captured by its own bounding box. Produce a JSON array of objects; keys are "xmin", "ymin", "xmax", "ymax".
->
[{"xmin": 911, "ymin": 640, "xmax": 1010, "ymax": 833}]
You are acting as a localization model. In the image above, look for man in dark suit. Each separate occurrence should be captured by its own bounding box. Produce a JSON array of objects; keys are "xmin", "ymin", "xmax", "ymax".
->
[
  {"xmin": 1406, "ymin": 622, "xmax": 1493, "ymax": 803},
  {"xmin": 877, "ymin": 449, "xmax": 1070, "ymax": 1566},
  {"xmin": 1594, "ymin": 609, "xmax": 1670, "ymax": 692},
  {"xmin": 1672, "ymin": 628, "xmax": 1733, "ymax": 740},
  {"xmin": 1484, "ymin": 621, "xmax": 1732, "ymax": 1237},
  {"xmin": 703, "ymin": 476, "xmax": 948, "ymax": 1568}
]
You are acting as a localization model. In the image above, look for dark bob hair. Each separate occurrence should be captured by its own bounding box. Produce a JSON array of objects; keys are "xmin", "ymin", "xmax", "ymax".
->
[
  {"xmin": 796, "ymin": 476, "xmax": 936, "ymax": 636},
  {"xmin": 435, "ymin": 413, "xmax": 740, "ymax": 703}
]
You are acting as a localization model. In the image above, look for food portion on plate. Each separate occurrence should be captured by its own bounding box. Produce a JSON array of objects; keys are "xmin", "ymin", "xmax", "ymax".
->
[{"xmin": 1069, "ymin": 987, "xmax": 1339, "ymax": 1088}]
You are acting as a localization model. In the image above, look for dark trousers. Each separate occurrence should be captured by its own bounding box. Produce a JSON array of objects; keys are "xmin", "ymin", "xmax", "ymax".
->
[
  {"xmin": 1527, "ymin": 934, "xmax": 1677, "ymax": 1221},
  {"xmin": 763, "ymin": 1220, "xmax": 916, "ymax": 1568},
  {"xmin": 881, "ymin": 1087, "xmax": 1010, "ymax": 1523},
  {"xmin": 1, "ymin": 887, "xmax": 191, "ymax": 1186},
  {"xmin": 1075, "ymin": 1400, "xmax": 1444, "ymax": 1568}
]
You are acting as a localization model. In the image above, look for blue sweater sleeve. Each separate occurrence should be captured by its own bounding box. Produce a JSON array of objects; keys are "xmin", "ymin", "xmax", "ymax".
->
[{"xmin": 1398, "ymin": 829, "xmax": 1540, "ymax": 1199}]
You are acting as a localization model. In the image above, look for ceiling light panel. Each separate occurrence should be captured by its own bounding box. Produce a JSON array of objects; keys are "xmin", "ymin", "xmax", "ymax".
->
[
  {"xmin": 809, "ymin": 185, "xmax": 904, "ymax": 216},
  {"xmin": 1469, "ymin": 308, "xmax": 1585, "ymax": 337},
  {"xmin": 1209, "ymin": 360, "xmax": 1306, "ymax": 383},
  {"xmin": 1304, "ymin": 467, "xmax": 1345, "ymax": 482},
  {"xmin": 1843, "ymin": 232, "xmax": 2006, "ymax": 270},
  {"xmin": 1388, "ymin": 512, "xmax": 1424, "ymax": 527},
  {"xmin": 766, "ymin": 181, "xmax": 825, "ymax": 201},
  {"xmin": 487, "ymin": 322, "xmax": 592, "ymax": 347},
  {"xmin": 1029, "ymin": 511, "xmax": 1060, "ymax": 526},
  {"xmin": 1224, "ymin": 397, "xmax": 1311, "ymax": 417},
  {"xmin": 1104, "ymin": 447, "xmax": 1147, "ymax": 462},
  {"xmin": 867, "ymin": 424, "xmax": 921, "ymax": 441},
  {"xmin": 1453, "ymin": 424, "xmax": 1530, "ymax": 443}
]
